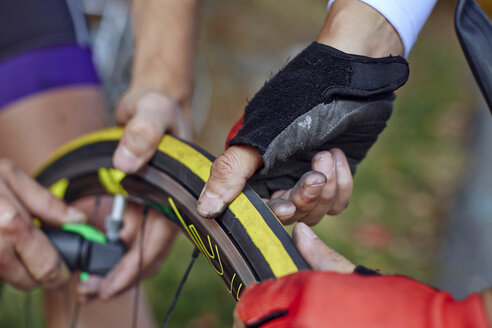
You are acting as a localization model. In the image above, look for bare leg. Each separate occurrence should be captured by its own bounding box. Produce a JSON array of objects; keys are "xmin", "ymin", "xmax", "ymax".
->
[{"xmin": 0, "ymin": 86, "xmax": 155, "ymax": 328}]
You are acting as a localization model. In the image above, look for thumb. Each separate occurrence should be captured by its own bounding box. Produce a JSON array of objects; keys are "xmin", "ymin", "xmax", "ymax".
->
[
  {"xmin": 293, "ymin": 222, "xmax": 355, "ymax": 273},
  {"xmin": 113, "ymin": 92, "xmax": 178, "ymax": 173},
  {"xmin": 197, "ymin": 145, "xmax": 262, "ymax": 218}
]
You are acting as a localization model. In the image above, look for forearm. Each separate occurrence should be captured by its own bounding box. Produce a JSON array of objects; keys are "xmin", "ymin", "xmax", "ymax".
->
[
  {"xmin": 131, "ymin": 0, "xmax": 200, "ymax": 117},
  {"xmin": 317, "ymin": 0, "xmax": 404, "ymax": 57}
]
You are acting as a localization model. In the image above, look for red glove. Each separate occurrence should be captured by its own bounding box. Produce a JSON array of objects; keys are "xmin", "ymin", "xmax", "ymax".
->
[{"xmin": 236, "ymin": 271, "xmax": 489, "ymax": 328}]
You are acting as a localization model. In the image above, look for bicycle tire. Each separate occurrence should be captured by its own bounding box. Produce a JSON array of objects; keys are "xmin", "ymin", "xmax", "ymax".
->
[{"xmin": 35, "ymin": 127, "xmax": 309, "ymax": 301}]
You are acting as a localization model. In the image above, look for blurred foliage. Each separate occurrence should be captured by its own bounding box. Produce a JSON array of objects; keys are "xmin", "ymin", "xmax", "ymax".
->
[{"xmin": 0, "ymin": 0, "xmax": 480, "ymax": 327}]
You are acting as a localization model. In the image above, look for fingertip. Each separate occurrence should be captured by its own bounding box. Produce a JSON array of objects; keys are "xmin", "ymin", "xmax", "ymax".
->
[
  {"xmin": 196, "ymin": 187, "xmax": 226, "ymax": 218},
  {"xmin": 312, "ymin": 151, "xmax": 335, "ymax": 179},
  {"xmin": 268, "ymin": 198, "xmax": 296, "ymax": 222},
  {"xmin": 113, "ymin": 144, "xmax": 142, "ymax": 173},
  {"xmin": 293, "ymin": 222, "xmax": 319, "ymax": 243},
  {"xmin": 65, "ymin": 207, "xmax": 87, "ymax": 223},
  {"xmin": 304, "ymin": 169, "xmax": 327, "ymax": 184},
  {"xmin": 77, "ymin": 275, "xmax": 102, "ymax": 295}
]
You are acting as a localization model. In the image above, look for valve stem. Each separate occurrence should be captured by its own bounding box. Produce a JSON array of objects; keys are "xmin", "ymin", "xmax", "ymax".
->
[{"xmin": 105, "ymin": 194, "xmax": 126, "ymax": 242}]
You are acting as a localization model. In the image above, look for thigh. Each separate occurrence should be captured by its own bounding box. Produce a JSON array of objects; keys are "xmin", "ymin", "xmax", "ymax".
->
[{"xmin": 0, "ymin": 2, "xmax": 155, "ymax": 327}]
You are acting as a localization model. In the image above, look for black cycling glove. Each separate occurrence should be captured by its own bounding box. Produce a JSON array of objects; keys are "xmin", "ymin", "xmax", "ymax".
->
[{"xmin": 227, "ymin": 42, "xmax": 409, "ymax": 197}]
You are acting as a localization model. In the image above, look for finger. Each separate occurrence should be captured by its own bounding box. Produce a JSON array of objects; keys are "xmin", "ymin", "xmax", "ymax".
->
[
  {"xmin": 0, "ymin": 159, "xmax": 86, "ymax": 225},
  {"xmin": 266, "ymin": 198, "xmax": 296, "ymax": 223},
  {"xmin": 326, "ymin": 149, "xmax": 353, "ymax": 215},
  {"xmin": 113, "ymin": 92, "xmax": 181, "ymax": 173},
  {"xmin": 233, "ymin": 307, "xmax": 247, "ymax": 328},
  {"xmin": 99, "ymin": 213, "xmax": 178, "ymax": 299},
  {"xmin": 0, "ymin": 200, "xmax": 71, "ymax": 289},
  {"xmin": 0, "ymin": 241, "xmax": 37, "ymax": 290},
  {"xmin": 77, "ymin": 275, "xmax": 103, "ymax": 304},
  {"xmin": 281, "ymin": 171, "xmax": 326, "ymax": 225},
  {"xmin": 0, "ymin": 179, "xmax": 31, "ymax": 221},
  {"xmin": 293, "ymin": 222, "xmax": 355, "ymax": 273},
  {"xmin": 197, "ymin": 145, "xmax": 263, "ymax": 218},
  {"xmin": 118, "ymin": 202, "xmax": 145, "ymax": 245},
  {"xmin": 270, "ymin": 189, "xmax": 287, "ymax": 199},
  {"xmin": 301, "ymin": 151, "xmax": 337, "ymax": 226}
]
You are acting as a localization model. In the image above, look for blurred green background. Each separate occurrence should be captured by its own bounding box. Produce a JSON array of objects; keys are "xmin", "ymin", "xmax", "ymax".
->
[{"xmin": 1, "ymin": 0, "xmax": 487, "ymax": 327}]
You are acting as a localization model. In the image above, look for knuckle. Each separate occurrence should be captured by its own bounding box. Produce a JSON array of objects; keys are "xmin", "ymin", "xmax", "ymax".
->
[
  {"xmin": 328, "ymin": 205, "xmax": 345, "ymax": 216},
  {"xmin": 0, "ymin": 208, "xmax": 25, "ymax": 235},
  {"xmin": 38, "ymin": 258, "xmax": 63, "ymax": 285},
  {"xmin": 320, "ymin": 187, "xmax": 336, "ymax": 202},
  {"xmin": 211, "ymin": 154, "xmax": 236, "ymax": 179},
  {"xmin": 18, "ymin": 280, "xmax": 38, "ymax": 292},
  {"xmin": 127, "ymin": 119, "xmax": 162, "ymax": 148},
  {"xmin": 43, "ymin": 194, "xmax": 63, "ymax": 215}
]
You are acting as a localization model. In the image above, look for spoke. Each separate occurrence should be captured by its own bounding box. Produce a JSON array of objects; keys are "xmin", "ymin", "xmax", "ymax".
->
[
  {"xmin": 93, "ymin": 195, "xmax": 101, "ymax": 227},
  {"xmin": 161, "ymin": 247, "xmax": 200, "ymax": 328},
  {"xmin": 132, "ymin": 206, "xmax": 149, "ymax": 328},
  {"xmin": 0, "ymin": 284, "xmax": 9, "ymax": 324},
  {"xmin": 25, "ymin": 292, "xmax": 32, "ymax": 328},
  {"xmin": 70, "ymin": 303, "xmax": 80, "ymax": 328},
  {"xmin": 63, "ymin": 284, "xmax": 72, "ymax": 327}
]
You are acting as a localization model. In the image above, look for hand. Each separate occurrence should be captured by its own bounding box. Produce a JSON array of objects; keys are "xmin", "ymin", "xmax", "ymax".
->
[
  {"xmin": 266, "ymin": 149, "xmax": 353, "ymax": 226},
  {"xmin": 73, "ymin": 197, "xmax": 178, "ymax": 302},
  {"xmin": 0, "ymin": 159, "xmax": 86, "ymax": 290},
  {"xmin": 113, "ymin": 87, "xmax": 193, "ymax": 173},
  {"xmin": 197, "ymin": 146, "xmax": 353, "ymax": 227},
  {"xmin": 233, "ymin": 222, "xmax": 355, "ymax": 328},
  {"xmin": 233, "ymin": 224, "xmax": 490, "ymax": 328}
]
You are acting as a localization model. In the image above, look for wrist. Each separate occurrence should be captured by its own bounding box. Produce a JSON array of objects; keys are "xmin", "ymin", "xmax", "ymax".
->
[
  {"xmin": 131, "ymin": 0, "xmax": 199, "ymax": 112},
  {"xmin": 317, "ymin": 0, "xmax": 404, "ymax": 58},
  {"xmin": 130, "ymin": 67, "xmax": 194, "ymax": 113}
]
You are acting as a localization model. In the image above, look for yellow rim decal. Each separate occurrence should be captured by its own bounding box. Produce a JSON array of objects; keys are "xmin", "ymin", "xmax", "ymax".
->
[
  {"xmin": 49, "ymin": 178, "xmax": 69, "ymax": 199},
  {"xmin": 98, "ymin": 168, "xmax": 128, "ymax": 196},
  {"xmin": 159, "ymin": 135, "xmax": 298, "ymax": 277},
  {"xmin": 35, "ymin": 127, "xmax": 298, "ymax": 278}
]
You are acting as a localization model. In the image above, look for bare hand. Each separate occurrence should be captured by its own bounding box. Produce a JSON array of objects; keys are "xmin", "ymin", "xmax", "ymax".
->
[
  {"xmin": 197, "ymin": 147, "xmax": 353, "ymax": 226},
  {"xmin": 233, "ymin": 222, "xmax": 354, "ymax": 328},
  {"xmin": 266, "ymin": 149, "xmax": 353, "ymax": 226},
  {"xmin": 113, "ymin": 88, "xmax": 193, "ymax": 173},
  {"xmin": 74, "ymin": 197, "xmax": 178, "ymax": 302},
  {"xmin": 0, "ymin": 159, "xmax": 86, "ymax": 290}
]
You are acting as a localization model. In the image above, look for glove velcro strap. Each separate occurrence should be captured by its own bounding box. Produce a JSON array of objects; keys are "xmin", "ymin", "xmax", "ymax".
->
[{"xmin": 354, "ymin": 265, "xmax": 381, "ymax": 276}]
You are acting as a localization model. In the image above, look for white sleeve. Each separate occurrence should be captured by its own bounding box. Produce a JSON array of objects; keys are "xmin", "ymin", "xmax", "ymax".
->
[{"xmin": 327, "ymin": 0, "xmax": 437, "ymax": 57}]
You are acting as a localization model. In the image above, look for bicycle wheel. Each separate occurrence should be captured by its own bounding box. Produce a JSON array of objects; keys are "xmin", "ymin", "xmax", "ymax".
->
[{"xmin": 35, "ymin": 127, "xmax": 309, "ymax": 301}]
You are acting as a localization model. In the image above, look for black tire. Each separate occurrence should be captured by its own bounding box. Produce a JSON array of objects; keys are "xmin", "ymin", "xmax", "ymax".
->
[{"xmin": 35, "ymin": 128, "xmax": 309, "ymax": 301}]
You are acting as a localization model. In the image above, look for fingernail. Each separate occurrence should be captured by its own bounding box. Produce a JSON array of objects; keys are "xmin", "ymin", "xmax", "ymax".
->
[
  {"xmin": 66, "ymin": 207, "xmax": 87, "ymax": 223},
  {"xmin": 197, "ymin": 189, "xmax": 225, "ymax": 218},
  {"xmin": 334, "ymin": 151, "xmax": 344, "ymax": 166},
  {"xmin": 318, "ymin": 153, "xmax": 334, "ymax": 178},
  {"xmin": 305, "ymin": 183, "xmax": 325, "ymax": 198},
  {"xmin": 114, "ymin": 146, "xmax": 141, "ymax": 173},
  {"xmin": 298, "ymin": 222, "xmax": 318, "ymax": 240},
  {"xmin": 269, "ymin": 200, "xmax": 296, "ymax": 218}
]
